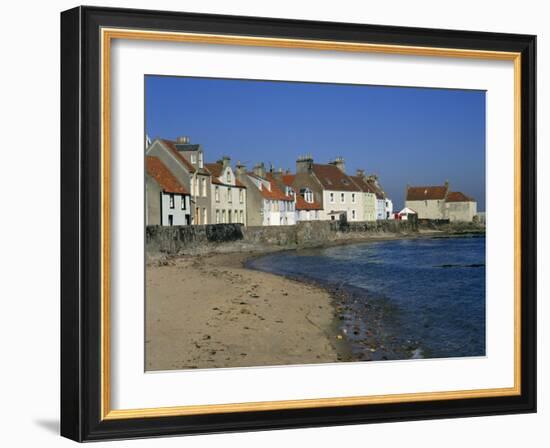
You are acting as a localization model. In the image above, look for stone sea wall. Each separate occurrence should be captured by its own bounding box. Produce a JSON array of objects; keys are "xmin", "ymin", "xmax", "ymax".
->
[{"xmin": 146, "ymin": 219, "xmax": 418, "ymax": 258}]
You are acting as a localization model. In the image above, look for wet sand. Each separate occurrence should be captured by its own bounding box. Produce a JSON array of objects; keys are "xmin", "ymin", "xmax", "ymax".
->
[{"xmin": 145, "ymin": 252, "xmax": 349, "ymax": 371}]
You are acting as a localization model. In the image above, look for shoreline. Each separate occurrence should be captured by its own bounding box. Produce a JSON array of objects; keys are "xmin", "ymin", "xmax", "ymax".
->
[{"xmin": 146, "ymin": 232, "xmax": 484, "ymax": 370}]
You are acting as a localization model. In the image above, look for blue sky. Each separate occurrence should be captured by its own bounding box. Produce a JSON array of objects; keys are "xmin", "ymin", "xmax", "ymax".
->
[{"xmin": 145, "ymin": 76, "xmax": 486, "ymax": 210}]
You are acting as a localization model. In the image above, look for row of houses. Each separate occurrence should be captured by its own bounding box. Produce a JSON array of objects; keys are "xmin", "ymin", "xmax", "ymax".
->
[{"xmin": 144, "ymin": 136, "xmax": 394, "ymax": 227}]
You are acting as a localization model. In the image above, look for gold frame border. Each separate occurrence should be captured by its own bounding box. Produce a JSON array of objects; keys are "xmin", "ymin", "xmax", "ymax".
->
[{"xmin": 100, "ymin": 28, "xmax": 522, "ymax": 421}]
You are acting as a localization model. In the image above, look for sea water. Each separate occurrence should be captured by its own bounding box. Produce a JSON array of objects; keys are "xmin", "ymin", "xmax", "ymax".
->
[{"xmin": 247, "ymin": 236, "xmax": 486, "ymax": 360}]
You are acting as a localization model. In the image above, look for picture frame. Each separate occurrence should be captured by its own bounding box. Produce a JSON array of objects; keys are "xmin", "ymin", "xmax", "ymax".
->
[{"xmin": 60, "ymin": 5, "xmax": 536, "ymax": 442}]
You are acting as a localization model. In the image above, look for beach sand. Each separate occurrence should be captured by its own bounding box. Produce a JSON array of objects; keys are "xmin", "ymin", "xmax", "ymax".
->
[{"xmin": 145, "ymin": 252, "xmax": 347, "ymax": 371}]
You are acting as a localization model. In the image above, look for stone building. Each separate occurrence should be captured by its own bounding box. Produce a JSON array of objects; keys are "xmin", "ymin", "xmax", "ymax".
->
[
  {"xmin": 205, "ymin": 157, "xmax": 247, "ymax": 225},
  {"xmin": 235, "ymin": 162, "xmax": 295, "ymax": 226},
  {"xmin": 145, "ymin": 156, "xmax": 191, "ymax": 226},
  {"xmin": 146, "ymin": 137, "xmax": 212, "ymax": 225},
  {"xmin": 350, "ymin": 170, "xmax": 379, "ymax": 221},
  {"xmin": 290, "ymin": 156, "xmax": 363, "ymax": 221},
  {"xmin": 405, "ymin": 181, "xmax": 477, "ymax": 222},
  {"xmin": 270, "ymin": 171, "xmax": 323, "ymax": 222}
]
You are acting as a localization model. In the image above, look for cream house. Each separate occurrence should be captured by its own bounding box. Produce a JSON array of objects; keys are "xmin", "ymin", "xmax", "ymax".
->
[
  {"xmin": 206, "ymin": 157, "xmax": 247, "ymax": 225},
  {"xmin": 405, "ymin": 181, "xmax": 477, "ymax": 222}
]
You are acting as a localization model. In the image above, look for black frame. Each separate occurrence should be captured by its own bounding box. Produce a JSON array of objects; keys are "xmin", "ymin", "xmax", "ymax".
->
[{"xmin": 61, "ymin": 6, "xmax": 537, "ymax": 442}]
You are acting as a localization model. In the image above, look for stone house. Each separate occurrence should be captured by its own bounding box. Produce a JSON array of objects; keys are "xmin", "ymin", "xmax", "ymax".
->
[
  {"xmin": 205, "ymin": 157, "xmax": 247, "ymax": 225},
  {"xmin": 235, "ymin": 162, "xmax": 295, "ymax": 226},
  {"xmin": 146, "ymin": 137, "xmax": 212, "ymax": 225},
  {"xmin": 405, "ymin": 181, "xmax": 477, "ymax": 221},
  {"xmin": 445, "ymin": 191, "xmax": 477, "ymax": 222},
  {"xmin": 290, "ymin": 156, "xmax": 363, "ymax": 221},
  {"xmin": 270, "ymin": 171, "xmax": 323, "ymax": 222},
  {"xmin": 350, "ymin": 170, "xmax": 378, "ymax": 221},
  {"xmin": 145, "ymin": 156, "xmax": 191, "ymax": 226}
]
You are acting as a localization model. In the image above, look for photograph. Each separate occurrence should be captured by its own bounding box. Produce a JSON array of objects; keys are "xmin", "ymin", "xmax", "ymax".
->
[{"xmin": 144, "ymin": 76, "xmax": 487, "ymax": 371}]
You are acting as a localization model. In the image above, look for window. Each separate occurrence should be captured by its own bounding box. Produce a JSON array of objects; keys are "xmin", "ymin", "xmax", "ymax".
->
[
  {"xmin": 215, "ymin": 186, "xmax": 220, "ymax": 202},
  {"xmin": 239, "ymin": 210, "xmax": 244, "ymax": 224},
  {"xmin": 330, "ymin": 192, "xmax": 335, "ymax": 203},
  {"xmin": 228, "ymin": 187, "xmax": 232, "ymax": 203},
  {"xmin": 228, "ymin": 210, "xmax": 232, "ymax": 223},
  {"xmin": 222, "ymin": 210, "xmax": 226, "ymax": 223},
  {"xmin": 226, "ymin": 171, "xmax": 231, "ymax": 184},
  {"xmin": 181, "ymin": 196, "xmax": 186, "ymax": 210},
  {"xmin": 352, "ymin": 209, "xmax": 356, "ymax": 220},
  {"xmin": 201, "ymin": 178, "xmax": 207, "ymax": 197},
  {"xmin": 216, "ymin": 209, "xmax": 220, "ymax": 224},
  {"xmin": 169, "ymin": 193, "xmax": 175, "ymax": 209},
  {"xmin": 190, "ymin": 154, "xmax": 197, "ymax": 164},
  {"xmin": 352, "ymin": 193, "xmax": 356, "ymax": 203},
  {"xmin": 239, "ymin": 189, "xmax": 244, "ymax": 203},
  {"xmin": 203, "ymin": 208, "xmax": 207, "ymax": 224},
  {"xmin": 194, "ymin": 177, "xmax": 199, "ymax": 196},
  {"xmin": 168, "ymin": 215, "xmax": 173, "ymax": 226},
  {"xmin": 198, "ymin": 152, "xmax": 203, "ymax": 168},
  {"xmin": 340, "ymin": 193, "xmax": 345, "ymax": 203}
]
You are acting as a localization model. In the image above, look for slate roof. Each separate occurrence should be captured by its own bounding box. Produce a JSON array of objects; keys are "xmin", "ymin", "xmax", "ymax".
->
[
  {"xmin": 145, "ymin": 156, "xmax": 188, "ymax": 194},
  {"xmin": 406, "ymin": 185, "xmax": 448, "ymax": 201},
  {"xmin": 311, "ymin": 164, "xmax": 360, "ymax": 192},
  {"xmin": 160, "ymin": 139, "xmax": 196, "ymax": 173},
  {"xmin": 446, "ymin": 191, "xmax": 475, "ymax": 202}
]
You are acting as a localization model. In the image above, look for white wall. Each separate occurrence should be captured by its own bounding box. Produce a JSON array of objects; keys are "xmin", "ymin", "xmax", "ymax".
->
[
  {"xmin": 1, "ymin": 1, "xmax": 546, "ymax": 448},
  {"xmin": 321, "ymin": 190, "xmax": 363, "ymax": 221}
]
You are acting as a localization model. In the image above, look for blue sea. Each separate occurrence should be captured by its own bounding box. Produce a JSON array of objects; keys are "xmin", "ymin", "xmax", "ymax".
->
[{"xmin": 246, "ymin": 236, "xmax": 486, "ymax": 361}]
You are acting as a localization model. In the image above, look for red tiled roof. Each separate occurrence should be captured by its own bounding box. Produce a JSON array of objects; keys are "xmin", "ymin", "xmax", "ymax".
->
[
  {"xmin": 312, "ymin": 164, "xmax": 360, "ymax": 192},
  {"xmin": 406, "ymin": 185, "xmax": 448, "ymax": 201},
  {"xmin": 260, "ymin": 173, "xmax": 294, "ymax": 201},
  {"xmin": 295, "ymin": 193, "xmax": 322, "ymax": 210},
  {"xmin": 205, "ymin": 162, "xmax": 223, "ymax": 178},
  {"xmin": 281, "ymin": 174, "xmax": 295, "ymax": 186},
  {"xmin": 145, "ymin": 156, "xmax": 188, "ymax": 194},
  {"xmin": 446, "ymin": 191, "xmax": 475, "ymax": 202},
  {"xmin": 350, "ymin": 176, "xmax": 376, "ymax": 194},
  {"xmin": 161, "ymin": 139, "xmax": 196, "ymax": 173}
]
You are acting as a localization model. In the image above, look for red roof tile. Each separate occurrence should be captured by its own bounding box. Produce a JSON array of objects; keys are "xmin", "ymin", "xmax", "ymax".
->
[
  {"xmin": 145, "ymin": 156, "xmax": 188, "ymax": 194},
  {"xmin": 446, "ymin": 191, "xmax": 474, "ymax": 202},
  {"xmin": 260, "ymin": 173, "xmax": 294, "ymax": 201},
  {"xmin": 312, "ymin": 164, "xmax": 360, "ymax": 192},
  {"xmin": 406, "ymin": 185, "xmax": 448, "ymax": 201}
]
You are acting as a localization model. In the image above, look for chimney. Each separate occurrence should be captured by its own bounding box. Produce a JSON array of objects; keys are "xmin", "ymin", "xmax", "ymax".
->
[
  {"xmin": 235, "ymin": 161, "xmax": 247, "ymax": 177},
  {"xmin": 330, "ymin": 156, "xmax": 346, "ymax": 173},
  {"xmin": 253, "ymin": 162, "xmax": 266, "ymax": 178},
  {"xmin": 272, "ymin": 167, "xmax": 284, "ymax": 181},
  {"xmin": 356, "ymin": 168, "xmax": 366, "ymax": 178},
  {"xmin": 444, "ymin": 179, "xmax": 450, "ymax": 189},
  {"xmin": 220, "ymin": 156, "xmax": 231, "ymax": 170},
  {"xmin": 296, "ymin": 154, "xmax": 313, "ymax": 174},
  {"xmin": 176, "ymin": 136, "xmax": 190, "ymax": 144}
]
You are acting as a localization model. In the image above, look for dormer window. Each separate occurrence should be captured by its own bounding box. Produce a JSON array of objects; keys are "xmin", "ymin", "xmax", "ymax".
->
[
  {"xmin": 226, "ymin": 171, "xmax": 231, "ymax": 184},
  {"xmin": 198, "ymin": 152, "xmax": 203, "ymax": 168},
  {"xmin": 191, "ymin": 154, "xmax": 197, "ymax": 164}
]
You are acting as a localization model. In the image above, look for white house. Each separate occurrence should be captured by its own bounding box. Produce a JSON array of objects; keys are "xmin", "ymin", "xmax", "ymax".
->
[
  {"xmin": 397, "ymin": 207, "xmax": 417, "ymax": 221},
  {"xmin": 206, "ymin": 157, "xmax": 247, "ymax": 225},
  {"xmin": 145, "ymin": 156, "xmax": 191, "ymax": 226},
  {"xmin": 273, "ymin": 173, "xmax": 323, "ymax": 222}
]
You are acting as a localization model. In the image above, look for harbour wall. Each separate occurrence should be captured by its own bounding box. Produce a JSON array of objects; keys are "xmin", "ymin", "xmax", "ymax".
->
[{"xmin": 146, "ymin": 219, "xmax": 418, "ymax": 258}]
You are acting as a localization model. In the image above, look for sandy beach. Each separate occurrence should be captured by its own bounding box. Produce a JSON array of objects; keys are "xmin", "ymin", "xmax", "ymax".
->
[{"xmin": 145, "ymin": 252, "xmax": 348, "ymax": 371}]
